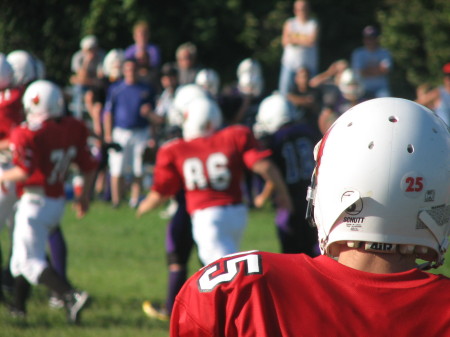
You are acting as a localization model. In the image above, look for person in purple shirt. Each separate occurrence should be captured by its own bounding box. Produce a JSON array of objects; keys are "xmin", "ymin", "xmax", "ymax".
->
[
  {"xmin": 103, "ymin": 59, "xmax": 163, "ymax": 208},
  {"xmin": 124, "ymin": 20, "xmax": 161, "ymax": 90}
]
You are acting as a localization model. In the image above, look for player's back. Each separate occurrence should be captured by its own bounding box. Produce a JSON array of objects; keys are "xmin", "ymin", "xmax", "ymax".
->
[
  {"xmin": 172, "ymin": 251, "xmax": 450, "ymax": 337},
  {"xmin": 11, "ymin": 116, "xmax": 92, "ymax": 197},
  {"xmin": 156, "ymin": 125, "xmax": 270, "ymax": 213}
]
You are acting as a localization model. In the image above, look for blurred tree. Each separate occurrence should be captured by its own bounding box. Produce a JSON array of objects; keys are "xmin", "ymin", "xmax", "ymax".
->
[
  {"xmin": 379, "ymin": 0, "xmax": 450, "ymax": 96},
  {"xmin": 1, "ymin": 0, "xmax": 448, "ymax": 98}
]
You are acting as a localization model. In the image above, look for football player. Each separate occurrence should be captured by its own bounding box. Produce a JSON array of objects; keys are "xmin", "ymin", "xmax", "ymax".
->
[
  {"xmin": 137, "ymin": 96, "xmax": 292, "ymax": 266},
  {"xmin": 0, "ymin": 80, "xmax": 98, "ymax": 323},
  {"xmin": 0, "ymin": 53, "xmax": 22, "ymax": 301},
  {"xmin": 253, "ymin": 93, "xmax": 321, "ymax": 255},
  {"xmin": 170, "ymin": 98, "xmax": 450, "ymax": 336}
]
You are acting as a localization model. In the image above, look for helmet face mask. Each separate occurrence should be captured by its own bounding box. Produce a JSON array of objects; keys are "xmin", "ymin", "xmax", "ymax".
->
[
  {"xmin": 23, "ymin": 80, "xmax": 64, "ymax": 127},
  {"xmin": 307, "ymin": 98, "xmax": 450, "ymax": 268}
]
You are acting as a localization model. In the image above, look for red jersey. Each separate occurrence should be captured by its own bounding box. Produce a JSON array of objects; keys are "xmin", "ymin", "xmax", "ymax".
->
[
  {"xmin": 0, "ymin": 87, "xmax": 24, "ymax": 140},
  {"xmin": 152, "ymin": 125, "xmax": 271, "ymax": 214},
  {"xmin": 9, "ymin": 116, "xmax": 98, "ymax": 198},
  {"xmin": 171, "ymin": 251, "xmax": 450, "ymax": 337}
]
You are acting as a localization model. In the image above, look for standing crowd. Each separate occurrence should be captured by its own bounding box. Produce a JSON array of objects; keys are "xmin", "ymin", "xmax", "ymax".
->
[{"xmin": 0, "ymin": 1, "xmax": 449, "ymax": 333}]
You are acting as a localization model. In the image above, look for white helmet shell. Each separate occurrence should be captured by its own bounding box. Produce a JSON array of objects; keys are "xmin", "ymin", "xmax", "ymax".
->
[
  {"xmin": 103, "ymin": 48, "xmax": 124, "ymax": 79},
  {"xmin": 195, "ymin": 69, "xmax": 220, "ymax": 96},
  {"xmin": 310, "ymin": 98, "xmax": 450, "ymax": 267},
  {"xmin": 0, "ymin": 53, "xmax": 13, "ymax": 90},
  {"xmin": 254, "ymin": 93, "xmax": 295, "ymax": 136},
  {"xmin": 237, "ymin": 58, "xmax": 264, "ymax": 96},
  {"xmin": 182, "ymin": 97, "xmax": 222, "ymax": 141},
  {"xmin": 338, "ymin": 69, "xmax": 365, "ymax": 99},
  {"xmin": 168, "ymin": 84, "xmax": 209, "ymax": 127},
  {"xmin": 7, "ymin": 50, "xmax": 39, "ymax": 87},
  {"xmin": 23, "ymin": 80, "xmax": 64, "ymax": 126}
]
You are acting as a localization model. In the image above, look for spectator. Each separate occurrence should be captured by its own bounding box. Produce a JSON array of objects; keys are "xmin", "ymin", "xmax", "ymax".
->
[
  {"xmin": 69, "ymin": 35, "xmax": 105, "ymax": 119},
  {"xmin": 124, "ymin": 20, "xmax": 161, "ymax": 90},
  {"xmin": 175, "ymin": 42, "xmax": 201, "ymax": 86},
  {"xmin": 351, "ymin": 25, "xmax": 392, "ymax": 98},
  {"xmin": 253, "ymin": 94, "xmax": 321, "ymax": 255},
  {"xmin": 0, "ymin": 80, "xmax": 97, "ymax": 323},
  {"xmin": 279, "ymin": 0, "xmax": 319, "ymax": 96},
  {"xmin": 170, "ymin": 97, "xmax": 450, "ymax": 336},
  {"xmin": 86, "ymin": 48, "xmax": 125, "ymax": 201},
  {"xmin": 286, "ymin": 66, "xmax": 322, "ymax": 131},
  {"xmin": 103, "ymin": 59, "xmax": 162, "ymax": 208},
  {"xmin": 416, "ymin": 62, "xmax": 450, "ymax": 125}
]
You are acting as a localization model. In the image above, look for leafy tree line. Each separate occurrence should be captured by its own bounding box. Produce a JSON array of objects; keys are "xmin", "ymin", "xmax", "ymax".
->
[{"xmin": 0, "ymin": 0, "xmax": 448, "ymax": 98}]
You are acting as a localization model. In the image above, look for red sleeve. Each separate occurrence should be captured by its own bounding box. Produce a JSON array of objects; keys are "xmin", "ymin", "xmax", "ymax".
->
[
  {"xmin": 238, "ymin": 126, "xmax": 272, "ymax": 169},
  {"xmin": 151, "ymin": 144, "xmax": 183, "ymax": 196},
  {"xmin": 9, "ymin": 127, "xmax": 36, "ymax": 175}
]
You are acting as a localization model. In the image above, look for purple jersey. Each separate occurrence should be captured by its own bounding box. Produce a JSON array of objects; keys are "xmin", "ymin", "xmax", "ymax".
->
[{"xmin": 263, "ymin": 122, "xmax": 320, "ymax": 200}]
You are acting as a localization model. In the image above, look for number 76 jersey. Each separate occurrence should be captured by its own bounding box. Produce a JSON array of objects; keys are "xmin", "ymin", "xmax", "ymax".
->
[
  {"xmin": 152, "ymin": 125, "xmax": 271, "ymax": 214},
  {"xmin": 9, "ymin": 116, "xmax": 98, "ymax": 198}
]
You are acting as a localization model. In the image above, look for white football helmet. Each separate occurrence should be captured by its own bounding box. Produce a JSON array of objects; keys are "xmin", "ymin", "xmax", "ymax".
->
[
  {"xmin": 307, "ymin": 97, "xmax": 450, "ymax": 268},
  {"xmin": 195, "ymin": 68, "xmax": 220, "ymax": 96},
  {"xmin": 23, "ymin": 80, "xmax": 64, "ymax": 126},
  {"xmin": 182, "ymin": 96, "xmax": 222, "ymax": 141},
  {"xmin": 103, "ymin": 48, "xmax": 125, "ymax": 80},
  {"xmin": 168, "ymin": 84, "xmax": 209, "ymax": 127},
  {"xmin": 7, "ymin": 50, "xmax": 39, "ymax": 87},
  {"xmin": 237, "ymin": 58, "xmax": 264, "ymax": 96},
  {"xmin": 338, "ymin": 69, "xmax": 365, "ymax": 99},
  {"xmin": 0, "ymin": 53, "xmax": 13, "ymax": 90},
  {"xmin": 253, "ymin": 93, "xmax": 296, "ymax": 136}
]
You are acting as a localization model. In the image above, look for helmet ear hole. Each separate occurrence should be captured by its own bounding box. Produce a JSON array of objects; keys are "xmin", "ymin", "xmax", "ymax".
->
[
  {"xmin": 388, "ymin": 116, "xmax": 398, "ymax": 123},
  {"xmin": 407, "ymin": 144, "xmax": 414, "ymax": 153}
]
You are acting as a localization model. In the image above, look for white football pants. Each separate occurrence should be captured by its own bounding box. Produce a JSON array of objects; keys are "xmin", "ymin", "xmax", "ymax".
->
[{"xmin": 191, "ymin": 204, "xmax": 247, "ymax": 265}]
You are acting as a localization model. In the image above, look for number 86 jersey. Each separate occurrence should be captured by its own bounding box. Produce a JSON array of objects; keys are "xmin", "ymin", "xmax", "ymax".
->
[
  {"xmin": 152, "ymin": 125, "xmax": 271, "ymax": 214},
  {"xmin": 9, "ymin": 116, "xmax": 98, "ymax": 198}
]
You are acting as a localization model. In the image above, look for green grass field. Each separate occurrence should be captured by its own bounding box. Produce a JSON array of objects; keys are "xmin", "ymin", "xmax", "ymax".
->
[{"xmin": 1, "ymin": 200, "xmax": 449, "ymax": 337}]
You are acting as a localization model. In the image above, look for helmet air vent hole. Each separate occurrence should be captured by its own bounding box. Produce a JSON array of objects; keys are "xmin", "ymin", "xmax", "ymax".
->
[
  {"xmin": 432, "ymin": 128, "xmax": 438, "ymax": 134},
  {"xmin": 347, "ymin": 122, "xmax": 353, "ymax": 127},
  {"xmin": 368, "ymin": 141, "xmax": 374, "ymax": 149},
  {"xmin": 389, "ymin": 116, "xmax": 398, "ymax": 123},
  {"xmin": 407, "ymin": 144, "xmax": 414, "ymax": 153}
]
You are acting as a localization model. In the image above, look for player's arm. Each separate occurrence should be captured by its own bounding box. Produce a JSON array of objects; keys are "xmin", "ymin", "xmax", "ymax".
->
[
  {"xmin": 0, "ymin": 165, "xmax": 28, "ymax": 192},
  {"xmin": 0, "ymin": 165, "xmax": 28, "ymax": 183},
  {"xmin": 136, "ymin": 190, "xmax": 170, "ymax": 218},
  {"xmin": 251, "ymin": 158, "xmax": 293, "ymax": 212},
  {"xmin": 73, "ymin": 169, "xmax": 96, "ymax": 219}
]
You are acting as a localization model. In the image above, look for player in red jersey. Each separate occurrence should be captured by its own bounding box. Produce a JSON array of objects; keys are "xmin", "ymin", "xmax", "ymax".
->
[
  {"xmin": 137, "ymin": 96, "xmax": 292, "ymax": 266},
  {"xmin": 0, "ymin": 80, "xmax": 98, "ymax": 323},
  {"xmin": 170, "ymin": 97, "xmax": 450, "ymax": 337}
]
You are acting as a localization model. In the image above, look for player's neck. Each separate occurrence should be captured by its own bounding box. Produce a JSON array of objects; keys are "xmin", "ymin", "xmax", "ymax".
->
[{"xmin": 337, "ymin": 246, "xmax": 417, "ymax": 274}]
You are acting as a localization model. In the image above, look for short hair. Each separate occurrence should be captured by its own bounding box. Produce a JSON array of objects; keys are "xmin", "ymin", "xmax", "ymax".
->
[
  {"xmin": 176, "ymin": 42, "xmax": 197, "ymax": 59},
  {"xmin": 133, "ymin": 20, "xmax": 149, "ymax": 33},
  {"xmin": 161, "ymin": 62, "xmax": 178, "ymax": 77}
]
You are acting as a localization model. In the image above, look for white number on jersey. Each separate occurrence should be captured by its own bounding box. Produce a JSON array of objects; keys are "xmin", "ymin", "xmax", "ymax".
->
[
  {"xmin": 48, "ymin": 146, "xmax": 77, "ymax": 184},
  {"xmin": 281, "ymin": 138, "xmax": 315, "ymax": 183},
  {"xmin": 183, "ymin": 152, "xmax": 231, "ymax": 191},
  {"xmin": 198, "ymin": 251, "xmax": 262, "ymax": 292}
]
